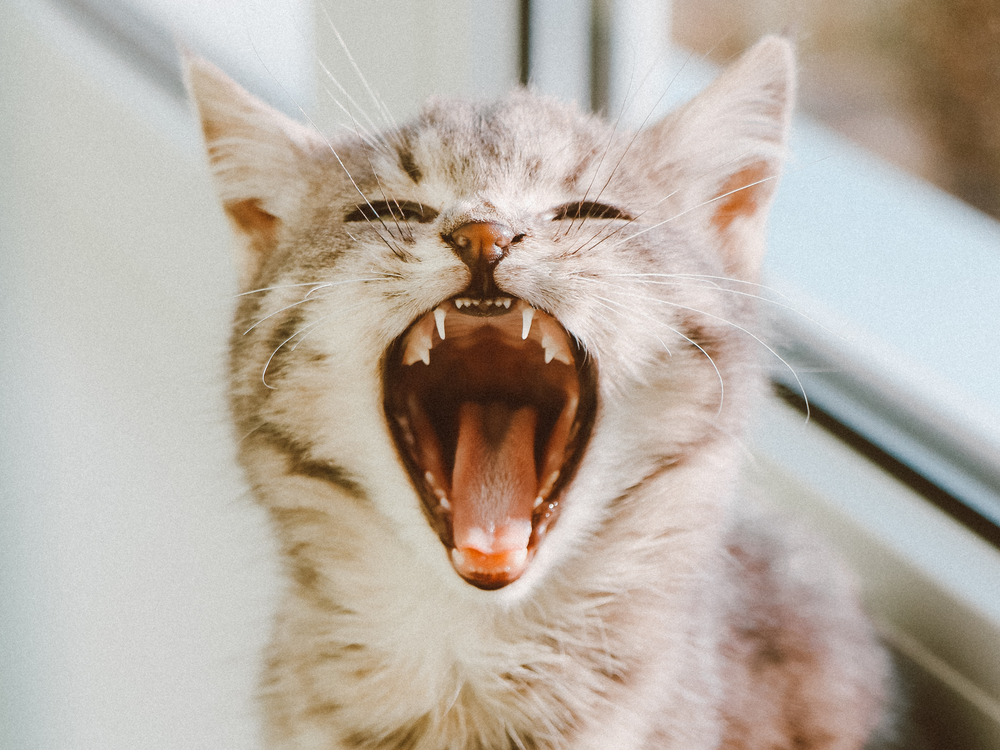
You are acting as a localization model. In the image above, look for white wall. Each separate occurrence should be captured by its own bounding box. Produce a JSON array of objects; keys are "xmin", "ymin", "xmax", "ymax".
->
[{"xmin": 1, "ymin": 3, "xmax": 280, "ymax": 747}]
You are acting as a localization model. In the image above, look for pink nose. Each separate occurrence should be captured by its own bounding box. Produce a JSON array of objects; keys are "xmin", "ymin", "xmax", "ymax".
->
[{"xmin": 447, "ymin": 222, "xmax": 515, "ymax": 271}]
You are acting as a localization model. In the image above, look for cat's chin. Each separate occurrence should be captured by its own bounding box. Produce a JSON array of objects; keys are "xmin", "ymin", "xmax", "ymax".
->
[{"xmin": 383, "ymin": 296, "xmax": 597, "ymax": 590}]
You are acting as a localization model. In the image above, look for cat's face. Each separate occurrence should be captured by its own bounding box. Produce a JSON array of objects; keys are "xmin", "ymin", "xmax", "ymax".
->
[{"xmin": 186, "ymin": 38, "xmax": 793, "ymax": 594}]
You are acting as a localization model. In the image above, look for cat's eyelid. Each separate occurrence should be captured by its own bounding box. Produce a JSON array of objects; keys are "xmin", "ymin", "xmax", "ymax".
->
[
  {"xmin": 550, "ymin": 201, "xmax": 634, "ymax": 222},
  {"xmin": 344, "ymin": 200, "xmax": 439, "ymax": 224}
]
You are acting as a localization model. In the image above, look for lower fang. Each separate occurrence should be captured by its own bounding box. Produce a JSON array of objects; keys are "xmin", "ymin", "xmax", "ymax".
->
[{"xmin": 539, "ymin": 470, "xmax": 560, "ymax": 498}]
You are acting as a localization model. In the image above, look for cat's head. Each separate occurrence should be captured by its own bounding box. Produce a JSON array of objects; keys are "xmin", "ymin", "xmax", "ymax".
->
[{"xmin": 186, "ymin": 38, "xmax": 793, "ymax": 594}]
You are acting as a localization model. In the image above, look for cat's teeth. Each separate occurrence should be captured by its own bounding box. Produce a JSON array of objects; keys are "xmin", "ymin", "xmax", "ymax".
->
[
  {"xmin": 521, "ymin": 307, "xmax": 535, "ymax": 340},
  {"xmin": 402, "ymin": 315, "xmax": 435, "ymax": 365},
  {"xmin": 538, "ymin": 317, "xmax": 573, "ymax": 365},
  {"xmin": 539, "ymin": 470, "xmax": 560, "ymax": 499},
  {"xmin": 434, "ymin": 307, "xmax": 447, "ymax": 340},
  {"xmin": 533, "ymin": 496, "xmax": 543, "ymax": 509},
  {"xmin": 424, "ymin": 471, "xmax": 451, "ymax": 510},
  {"xmin": 451, "ymin": 297, "xmax": 512, "ymax": 310}
]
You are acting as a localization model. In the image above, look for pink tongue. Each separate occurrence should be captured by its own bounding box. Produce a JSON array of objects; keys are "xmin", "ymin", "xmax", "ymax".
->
[{"xmin": 451, "ymin": 402, "xmax": 538, "ymax": 565}]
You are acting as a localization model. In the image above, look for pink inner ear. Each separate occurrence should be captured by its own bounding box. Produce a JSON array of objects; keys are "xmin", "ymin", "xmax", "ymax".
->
[
  {"xmin": 711, "ymin": 163, "xmax": 771, "ymax": 232},
  {"xmin": 225, "ymin": 198, "xmax": 279, "ymax": 256}
]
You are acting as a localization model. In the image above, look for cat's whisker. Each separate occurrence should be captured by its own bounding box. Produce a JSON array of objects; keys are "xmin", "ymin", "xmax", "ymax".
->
[
  {"xmin": 243, "ymin": 277, "xmax": 386, "ymax": 334},
  {"xmin": 590, "ymin": 282, "xmax": 808, "ymax": 417},
  {"xmin": 617, "ymin": 277, "xmax": 802, "ymax": 311},
  {"xmin": 317, "ymin": 85, "xmax": 379, "ymax": 146},
  {"xmin": 626, "ymin": 274, "xmax": 727, "ymax": 291},
  {"xmin": 591, "ymin": 293, "xmax": 725, "ymax": 413},
  {"xmin": 288, "ymin": 301, "xmax": 364, "ymax": 351},
  {"xmin": 357, "ymin": 143, "xmax": 410, "ymax": 249},
  {"xmin": 313, "ymin": 55, "xmax": 386, "ymax": 145},
  {"xmin": 569, "ymin": 216, "xmax": 639, "ymax": 256},
  {"xmin": 303, "ymin": 283, "xmax": 333, "ymax": 299},
  {"xmin": 240, "ymin": 29, "xmax": 408, "ymax": 260},
  {"xmin": 590, "ymin": 150, "xmax": 755, "ymax": 252},
  {"xmin": 317, "ymin": 2, "xmax": 397, "ymax": 131},
  {"xmin": 610, "ymin": 273, "xmax": 839, "ymax": 351},
  {"xmin": 578, "ymin": 150, "xmax": 755, "ymax": 256},
  {"xmin": 574, "ymin": 105, "xmax": 659, "ymax": 232},
  {"xmin": 568, "ymin": 165, "xmax": 718, "ymax": 254},
  {"xmin": 567, "ymin": 50, "xmax": 703, "ymax": 247},
  {"xmin": 260, "ymin": 301, "xmax": 364, "ymax": 389},
  {"xmin": 351, "ymin": 131, "xmax": 419, "ymax": 249},
  {"xmin": 269, "ymin": 0, "xmax": 388, "ymax": 146},
  {"xmin": 591, "ymin": 295, "xmax": 681, "ymax": 368},
  {"xmin": 236, "ymin": 420, "xmax": 268, "ymax": 445},
  {"xmin": 236, "ymin": 280, "xmax": 338, "ymax": 298},
  {"xmin": 562, "ymin": 73, "xmax": 634, "ymax": 239},
  {"xmin": 607, "ymin": 171, "xmax": 781, "ymax": 250},
  {"xmin": 349, "ymin": 199, "xmax": 412, "ymax": 260},
  {"xmin": 610, "ymin": 156, "xmax": 831, "ymax": 251},
  {"xmin": 243, "ymin": 290, "xmax": 337, "ymax": 336}
]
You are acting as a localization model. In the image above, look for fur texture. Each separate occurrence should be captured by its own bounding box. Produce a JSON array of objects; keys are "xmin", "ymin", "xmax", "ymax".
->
[{"xmin": 186, "ymin": 37, "xmax": 888, "ymax": 749}]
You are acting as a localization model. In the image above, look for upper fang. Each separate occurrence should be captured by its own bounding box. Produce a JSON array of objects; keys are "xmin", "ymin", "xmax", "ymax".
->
[
  {"xmin": 522, "ymin": 307, "xmax": 534, "ymax": 340},
  {"xmin": 434, "ymin": 307, "xmax": 447, "ymax": 339}
]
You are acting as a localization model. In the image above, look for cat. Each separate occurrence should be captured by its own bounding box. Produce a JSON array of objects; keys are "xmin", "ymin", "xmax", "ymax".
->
[{"xmin": 185, "ymin": 36, "xmax": 889, "ymax": 749}]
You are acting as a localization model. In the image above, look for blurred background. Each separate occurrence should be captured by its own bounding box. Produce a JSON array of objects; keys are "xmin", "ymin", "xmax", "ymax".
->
[{"xmin": 675, "ymin": 0, "xmax": 1000, "ymax": 220}]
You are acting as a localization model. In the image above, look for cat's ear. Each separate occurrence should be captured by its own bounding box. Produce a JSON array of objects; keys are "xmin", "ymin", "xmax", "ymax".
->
[
  {"xmin": 183, "ymin": 52, "xmax": 324, "ymax": 290},
  {"xmin": 638, "ymin": 36, "xmax": 794, "ymax": 279}
]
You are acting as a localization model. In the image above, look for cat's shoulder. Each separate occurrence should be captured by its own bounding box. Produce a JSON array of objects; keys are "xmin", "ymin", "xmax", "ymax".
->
[{"xmin": 719, "ymin": 508, "xmax": 889, "ymax": 749}]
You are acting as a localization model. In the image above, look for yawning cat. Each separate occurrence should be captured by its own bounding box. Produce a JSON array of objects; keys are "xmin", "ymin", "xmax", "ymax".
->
[{"xmin": 186, "ymin": 36, "xmax": 888, "ymax": 750}]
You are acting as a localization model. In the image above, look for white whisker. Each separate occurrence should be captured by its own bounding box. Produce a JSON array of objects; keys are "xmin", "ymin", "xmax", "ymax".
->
[
  {"xmin": 243, "ymin": 291, "xmax": 333, "ymax": 335},
  {"xmin": 237, "ymin": 281, "xmax": 336, "ymax": 297},
  {"xmin": 317, "ymin": 3, "xmax": 398, "ymax": 130},
  {"xmin": 242, "ymin": 277, "xmax": 385, "ymax": 334},
  {"xmin": 260, "ymin": 302, "xmax": 364, "ymax": 390},
  {"xmin": 585, "ymin": 279, "xmax": 808, "ymax": 417},
  {"xmin": 591, "ymin": 293, "xmax": 725, "ymax": 413},
  {"xmin": 613, "ymin": 172, "xmax": 783, "ymax": 249}
]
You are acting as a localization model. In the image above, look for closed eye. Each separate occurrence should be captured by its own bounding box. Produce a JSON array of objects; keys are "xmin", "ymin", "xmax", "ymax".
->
[
  {"xmin": 345, "ymin": 200, "xmax": 439, "ymax": 223},
  {"xmin": 551, "ymin": 201, "xmax": 634, "ymax": 222}
]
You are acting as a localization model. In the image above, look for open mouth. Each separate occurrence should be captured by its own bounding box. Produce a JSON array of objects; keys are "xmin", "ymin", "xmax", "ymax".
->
[{"xmin": 384, "ymin": 296, "xmax": 597, "ymax": 590}]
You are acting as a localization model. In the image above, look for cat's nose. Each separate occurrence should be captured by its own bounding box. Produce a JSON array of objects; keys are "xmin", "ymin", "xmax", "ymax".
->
[{"xmin": 446, "ymin": 222, "xmax": 516, "ymax": 272}]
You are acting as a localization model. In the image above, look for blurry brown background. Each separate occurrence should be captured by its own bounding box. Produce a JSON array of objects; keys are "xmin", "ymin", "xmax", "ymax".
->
[{"xmin": 673, "ymin": 0, "xmax": 1000, "ymax": 219}]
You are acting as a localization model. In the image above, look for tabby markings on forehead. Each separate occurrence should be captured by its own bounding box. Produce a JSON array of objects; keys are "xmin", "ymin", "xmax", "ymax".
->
[{"xmin": 397, "ymin": 148, "xmax": 422, "ymax": 184}]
